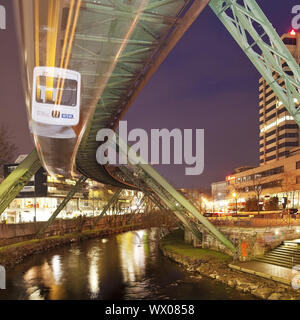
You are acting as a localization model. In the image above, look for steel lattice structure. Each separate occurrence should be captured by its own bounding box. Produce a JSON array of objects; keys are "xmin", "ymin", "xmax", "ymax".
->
[{"xmin": 2, "ymin": 0, "xmax": 300, "ymax": 254}]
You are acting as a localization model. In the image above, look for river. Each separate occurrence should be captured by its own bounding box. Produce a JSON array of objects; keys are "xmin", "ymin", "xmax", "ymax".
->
[{"xmin": 0, "ymin": 228, "xmax": 254, "ymax": 300}]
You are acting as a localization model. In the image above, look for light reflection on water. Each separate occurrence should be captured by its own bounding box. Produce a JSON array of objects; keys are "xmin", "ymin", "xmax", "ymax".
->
[{"xmin": 0, "ymin": 228, "xmax": 255, "ymax": 300}]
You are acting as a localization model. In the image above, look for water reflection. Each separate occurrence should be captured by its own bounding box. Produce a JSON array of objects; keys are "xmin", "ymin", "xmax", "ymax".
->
[
  {"xmin": 0, "ymin": 229, "xmax": 255, "ymax": 300},
  {"xmin": 118, "ymin": 231, "xmax": 146, "ymax": 284},
  {"xmin": 87, "ymin": 247, "xmax": 101, "ymax": 298}
]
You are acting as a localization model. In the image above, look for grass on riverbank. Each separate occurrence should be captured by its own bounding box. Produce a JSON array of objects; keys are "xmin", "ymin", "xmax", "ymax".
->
[{"xmin": 160, "ymin": 229, "xmax": 232, "ymax": 263}]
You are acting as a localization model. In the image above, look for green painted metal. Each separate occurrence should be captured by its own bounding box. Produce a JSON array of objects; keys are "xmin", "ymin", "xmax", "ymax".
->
[
  {"xmin": 75, "ymin": 0, "xmax": 209, "ymax": 184},
  {"xmin": 135, "ymin": 169, "xmax": 208, "ymax": 241},
  {"xmin": 117, "ymin": 165, "xmax": 185, "ymax": 230},
  {"xmin": 137, "ymin": 163, "xmax": 236, "ymax": 253},
  {"xmin": 210, "ymin": 0, "xmax": 300, "ymax": 126},
  {"xmin": 92, "ymin": 189, "xmax": 122, "ymax": 229},
  {"xmin": 0, "ymin": 149, "xmax": 41, "ymax": 216},
  {"xmin": 114, "ymin": 138, "xmax": 236, "ymax": 253},
  {"xmin": 36, "ymin": 176, "xmax": 88, "ymax": 238}
]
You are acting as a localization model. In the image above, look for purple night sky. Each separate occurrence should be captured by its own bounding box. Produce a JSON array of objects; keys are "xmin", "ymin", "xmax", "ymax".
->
[{"xmin": 0, "ymin": 0, "xmax": 299, "ymax": 188}]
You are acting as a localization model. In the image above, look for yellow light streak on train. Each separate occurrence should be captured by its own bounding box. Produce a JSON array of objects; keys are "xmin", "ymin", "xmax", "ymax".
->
[
  {"xmin": 57, "ymin": 0, "xmax": 81, "ymax": 107},
  {"xmin": 34, "ymin": 0, "xmax": 40, "ymax": 100},
  {"xmin": 46, "ymin": 0, "xmax": 60, "ymax": 102},
  {"xmin": 54, "ymin": 0, "xmax": 75, "ymax": 106}
]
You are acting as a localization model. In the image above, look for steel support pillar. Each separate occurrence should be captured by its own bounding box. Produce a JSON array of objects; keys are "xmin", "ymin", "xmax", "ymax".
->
[
  {"xmin": 0, "ymin": 149, "xmax": 41, "ymax": 216},
  {"xmin": 118, "ymin": 165, "xmax": 213, "ymax": 245},
  {"xmin": 92, "ymin": 189, "xmax": 122, "ymax": 229},
  {"xmin": 117, "ymin": 165, "xmax": 183, "ymax": 227},
  {"xmin": 36, "ymin": 176, "xmax": 88, "ymax": 237},
  {"xmin": 113, "ymin": 133, "xmax": 237, "ymax": 254},
  {"xmin": 210, "ymin": 0, "xmax": 300, "ymax": 126}
]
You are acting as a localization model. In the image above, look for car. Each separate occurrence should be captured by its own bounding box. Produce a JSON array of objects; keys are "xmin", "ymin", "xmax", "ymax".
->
[
  {"xmin": 289, "ymin": 208, "xmax": 298, "ymax": 215},
  {"xmin": 203, "ymin": 212, "xmax": 213, "ymax": 217}
]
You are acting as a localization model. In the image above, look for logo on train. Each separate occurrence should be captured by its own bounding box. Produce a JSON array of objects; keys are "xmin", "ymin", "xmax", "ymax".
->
[{"xmin": 292, "ymin": 6, "xmax": 300, "ymax": 30}]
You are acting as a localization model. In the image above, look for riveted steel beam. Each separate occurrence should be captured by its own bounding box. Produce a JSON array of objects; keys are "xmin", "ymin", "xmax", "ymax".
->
[
  {"xmin": 0, "ymin": 149, "xmax": 42, "ymax": 216},
  {"xmin": 210, "ymin": 0, "xmax": 300, "ymax": 126},
  {"xmin": 75, "ymin": 34, "xmax": 156, "ymax": 46},
  {"xmin": 112, "ymin": 134, "xmax": 237, "ymax": 254},
  {"xmin": 36, "ymin": 176, "xmax": 88, "ymax": 238},
  {"xmin": 92, "ymin": 189, "xmax": 122, "ymax": 229}
]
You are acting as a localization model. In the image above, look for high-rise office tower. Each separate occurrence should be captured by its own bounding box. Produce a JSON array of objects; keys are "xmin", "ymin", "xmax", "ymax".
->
[{"xmin": 259, "ymin": 30, "xmax": 300, "ymax": 165}]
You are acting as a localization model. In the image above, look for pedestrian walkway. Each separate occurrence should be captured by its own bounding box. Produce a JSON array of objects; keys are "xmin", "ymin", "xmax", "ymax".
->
[
  {"xmin": 230, "ymin": 239, "xmax": 300, "ymax": 285},
  {"xmin": 229, "ymin": 261, "xmax": 293, "ymax": 285}
]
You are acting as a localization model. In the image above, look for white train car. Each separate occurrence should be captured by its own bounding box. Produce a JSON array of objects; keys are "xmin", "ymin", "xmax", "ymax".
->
[{"xmin": 32, "ymin": 66, "xmax": 81, "ymax": 126}]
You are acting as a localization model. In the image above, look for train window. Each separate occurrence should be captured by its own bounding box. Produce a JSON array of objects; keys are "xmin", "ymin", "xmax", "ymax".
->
[
  {"xmin": 32, "ymin": 67, "xmax": 81, "ymax": 126},
  {"xmin": 36, "ymin": 76, "xmax": 78, "ymax": 107}
]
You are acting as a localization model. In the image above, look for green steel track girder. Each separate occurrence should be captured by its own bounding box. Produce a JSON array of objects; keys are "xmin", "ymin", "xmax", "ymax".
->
[
  {"xmin": 147, "ymin": 192, "xmax": 184, "ymax": 230},
  {"xmin": 134, "ymin": 167, "xmax": 207, "ymax": 241},
  {"xmin": 75, "ymin": 34, "xmax": 156, "ymax": 46},
  {"xmin": 113, "ymin": 135, "xmax": 237, "ymax": 254},
  {"xmin": 36, "ymin": 176, "xmax": 88, "ymax": 238},
  {"xmin": 117, "ymin": 165, "xmax": 185, "ymax": 230},
  {"xmin": 133, "ymin": 194, "xmax": 147, "ymax": 214},
  {"xmin": 116, "ymin": 164, "xmax": 213, "ymax": 246},
  {"xmin": 0, "ymin": 149, "xmax": 41, "ymax": 215},
  {"xmin": 84, "ymin": 1, "xmax": 176, "ymax": 24},
  {"xmin": 209, "ymin": 0, "xmax": 300, "ymax": 126},
  {"xmin": 92, "ymin": 189, "xmax": 122, "ymax": 229}
]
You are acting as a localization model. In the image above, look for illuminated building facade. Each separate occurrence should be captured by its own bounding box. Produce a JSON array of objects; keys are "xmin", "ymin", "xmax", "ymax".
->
[{"xmin": 259, "ymin": 30, "xmax": 300, "ymax": 165}]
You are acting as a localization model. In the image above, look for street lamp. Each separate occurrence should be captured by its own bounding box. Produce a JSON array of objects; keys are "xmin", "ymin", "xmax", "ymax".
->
[{"xmin": 232, "ymin": 192, "xmax": 238, "ymax": 215}]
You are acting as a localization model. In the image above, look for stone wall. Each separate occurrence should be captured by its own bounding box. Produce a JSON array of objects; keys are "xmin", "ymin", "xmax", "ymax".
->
[
  {"xmin": 185, "ymin": 225, "xmax": 300, "ymax": 261},
  {"xmin": 0, "ymin": 211, "xmax": 175, "ymax": 246}
]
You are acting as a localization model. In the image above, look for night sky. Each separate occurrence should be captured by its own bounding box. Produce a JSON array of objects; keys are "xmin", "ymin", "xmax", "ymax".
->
[{"xmin": 0, "ymin": 0, "xmax": 299, "ymax": 188}]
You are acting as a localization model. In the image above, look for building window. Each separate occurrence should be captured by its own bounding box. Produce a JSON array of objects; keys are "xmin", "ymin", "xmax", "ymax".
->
[
  {"xmin": 278, "ymin": 142, "xmax": 298, "ymax": 149},
  {"xmin": 266, "ymin": 138, "xmax": 276, "ymax": 146},
  {"xmin": 278, "ymin": 124, "xmax": 298, "ymax": 131},
  {"xmin": 278, "ymin": 133, "xmax": 298, "ymax": 140},
  {"xmin": 265, "ymin": 129, "xmax": 277, "ymax": 138},
  {"xmin": 266, "ymin": 154, "xmax": 276, "ymax": 161},
  {"xmin": 283, "ymin": 38, "xmax": 297, "ymax": 45},
  {"xmin": 278, "ymin": 151, "xmax": 290, "ymax": 157}
]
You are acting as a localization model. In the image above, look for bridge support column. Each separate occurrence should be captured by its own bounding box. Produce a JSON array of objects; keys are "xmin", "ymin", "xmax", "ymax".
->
[
  {"xmin": 114, "ymin": 136, "xmax": 237, "ymax": 255},
  {"xmin": 91, "ymin": 189, "xmax": 122, "ymax": 229},
  {"xmin": 36, "ymin": 176, "xmax": 88, "ymax": 238},
  {"xmin": 0, "ymin": 149, "xmax": 41, "ymax": 216},
  {"xmin": 210, "ymin": 0, "xmax": 300, "ymax": 126}
]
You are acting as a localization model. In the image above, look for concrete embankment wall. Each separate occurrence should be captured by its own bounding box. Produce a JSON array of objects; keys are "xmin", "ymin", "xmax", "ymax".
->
[
  {"xmin": 185, "ymin": 225, "xmax": 300, "ymax": 261},
  {"xmin": 0, "ymin": 212, "xmax": 174, "ymax": 246}
]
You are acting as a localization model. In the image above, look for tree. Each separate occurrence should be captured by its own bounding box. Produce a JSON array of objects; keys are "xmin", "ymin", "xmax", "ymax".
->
[
  {"xmin": 0, "ymin": 125, "xmax": 18, "ymax": 177},
  {"xmin": 264, "ymin": 196, "xmax": 279, "ymax": 211},
  {"xmin": 281, "ymin": 172, "xmax": 297, "ymax": 208},
  {"xmin": 245, "ymin": 197, "xmax": 259, "ymax": 212}
]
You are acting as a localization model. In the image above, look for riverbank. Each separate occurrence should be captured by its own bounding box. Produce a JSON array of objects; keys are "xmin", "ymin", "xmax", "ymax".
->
[
  {"xmin": 159, "ymin": 230, "xmax": 300, "ymax": 300},
  {"xmin": 0, "ymin": 223, "xmax": 143, "ymax": 267}
]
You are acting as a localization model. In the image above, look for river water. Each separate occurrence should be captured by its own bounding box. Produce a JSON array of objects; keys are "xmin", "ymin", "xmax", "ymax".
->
[{"xmin": 0, "ymin": 229, "xmax": 254, "ymax": 300}]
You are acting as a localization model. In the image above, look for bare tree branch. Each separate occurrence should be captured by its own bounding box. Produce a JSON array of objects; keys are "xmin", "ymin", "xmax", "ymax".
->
[{"xmin": 0, "ymin": 124, "xmax": 18, "ymax": 177}]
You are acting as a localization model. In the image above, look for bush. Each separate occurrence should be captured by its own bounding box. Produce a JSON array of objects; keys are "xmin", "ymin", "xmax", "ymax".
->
[
  {"xmin": 245, "ymin": 197, "xmax": 259, "ymax": 212},
  {"xmin": 264, "ymin": 197, "xmax": 279, "ymax": 211}
]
